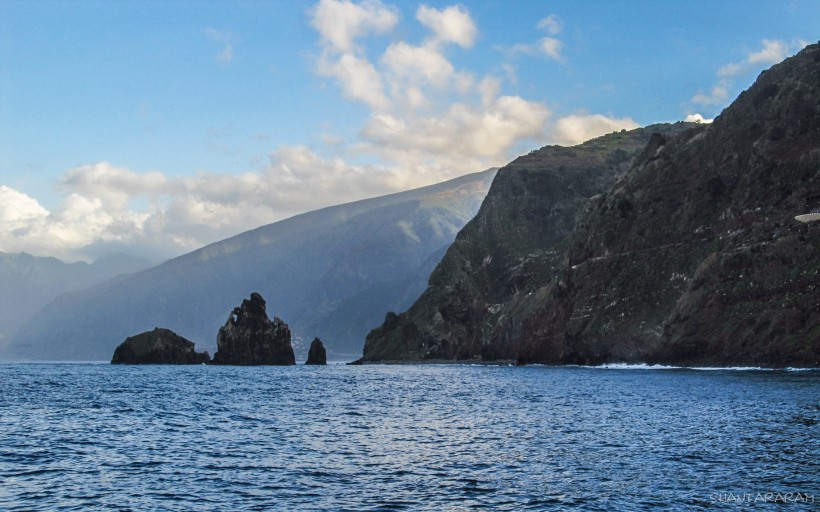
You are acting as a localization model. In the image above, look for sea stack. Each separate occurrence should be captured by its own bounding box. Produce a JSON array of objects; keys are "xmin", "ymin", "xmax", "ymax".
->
[
  {"xmin": 305, "ymin": 337, "xmax": 327, "ymax": 365},
  {"xmin": 111, "ymin": 328, "xmax": 210, "ymax": 364},
  {"xmin": 211, "ymin": 292, "xmax": 296, "ymax": 365}
]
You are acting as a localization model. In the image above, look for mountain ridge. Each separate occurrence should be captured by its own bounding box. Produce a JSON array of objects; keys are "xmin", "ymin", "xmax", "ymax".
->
[
  {"xmin": 360, "ymin": 43, "xmax": 820, "ymax": 367},
  {"xmin": 0, "ymin": 252, "xmax": 151, "ymax": 344},
  {"xmin": 3, "ymin": 168, "xmax": 496, "ymax": 361}
]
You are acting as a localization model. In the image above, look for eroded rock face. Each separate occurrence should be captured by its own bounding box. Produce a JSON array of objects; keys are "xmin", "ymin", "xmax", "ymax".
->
[
  {"xmin": 305, "ymin": 337, "xmax": 327, "ymax": 365},
  {"xmin": 211, "ymin": 292, "xmax": 295, "ymax": 365},
  {"xmin": 361, "ymin": 43, "xmax": 820, "ymax": 368},
  {"xmin": 111, "ymin": 328, "xmax": 210, "ymax": 364},
  {"xmin": 360, "ymin": 123, "xmax": 693, "ymax": 362}
]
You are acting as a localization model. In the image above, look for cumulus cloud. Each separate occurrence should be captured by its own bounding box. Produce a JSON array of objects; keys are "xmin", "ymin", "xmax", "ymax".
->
[
  {"xmin": 0, "ymin": 181, "xmax": 154, "ymax": 262},
  {"xmin": 309, "ymin": 0, "xmax": 398, "ymax": 53},
  {"xmin": 2, "ymin": 2, "xmax": 647, "ymax": 263},
  {"xmin": 693, "ymin": 39, "xmax": 806, "ymax": 109},
  {"xmin": 381, "ymin": 42, "xmax": 458, "ymax": 89},
  {"xmin": 317, "ymin": 52, "xmax": 390, "ymax": 109},
  {"xmin": 0, "ymin": 186, "xmax": 48, "ymax": 225},
  {"xmin": 308, "ymin": 0, "xmax": 554, "ymax": 185},
  {"xmin": 416, "ymin": 4, "xmax": 477, "ymax": 48},
  {"xmin": 550, "ymin": 114, "xmax": 640, "ymax": 146},
  {"xmin": 59, "ymin": 162, "xmax": 168, "ymax": 210},
  {"xmin": 684, "ymin": 113, "xmax": 714, "ymax": 124},
  {"xmin": 0, "ymin": 152, "xmax": 402, "ymax": 262},
  {"xmin": 717, "ymin": 39, "xmax": 792, "ymax": 78}
]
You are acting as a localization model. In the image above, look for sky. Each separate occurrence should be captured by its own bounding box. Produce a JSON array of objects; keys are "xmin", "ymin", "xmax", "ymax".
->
[{"xmin": 1, "ymin": 0, "xmax": 817, "ymax": 263}]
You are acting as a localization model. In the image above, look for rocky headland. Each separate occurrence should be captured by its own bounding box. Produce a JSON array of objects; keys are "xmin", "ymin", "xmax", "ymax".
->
[
  {"xmin": 359, "ymin": 43, "xmax": 820, "ymax": 368},
  {"xmin": 111, "ymin": 328, "xmax": 210, "ymax": 364}
]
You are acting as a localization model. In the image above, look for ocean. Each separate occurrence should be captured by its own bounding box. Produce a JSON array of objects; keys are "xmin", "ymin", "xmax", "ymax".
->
[{"xmin": 1, "ymin": 363, "xmax": 817, "ymax": 510}]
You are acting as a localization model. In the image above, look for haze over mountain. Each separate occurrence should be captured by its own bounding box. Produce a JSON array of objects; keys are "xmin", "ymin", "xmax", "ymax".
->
[
  {"xmin": 0, "ymin": 252, "xmax": 150, "ymax": 344},
  {"xmin": 361, "ymin": 43, "xmax": 820, "ymax": 367},
  {"xmin": 2, "ymin": 169, "xmax": 495, "ymax": 361}
]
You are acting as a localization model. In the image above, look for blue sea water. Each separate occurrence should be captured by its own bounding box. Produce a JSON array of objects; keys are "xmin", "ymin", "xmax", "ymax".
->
[{"xmin": 0, "ymin": 363, "xmax": 818, "ymax": 511}]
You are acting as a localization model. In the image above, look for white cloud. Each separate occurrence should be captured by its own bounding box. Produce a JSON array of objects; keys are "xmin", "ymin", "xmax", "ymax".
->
[
  {"xmin": 684, "ymin": 113, "xmax": 714, "ymax": 124},
  {"xmin": 693, "ymin": 39, "xmax": 806, "ymax": 109},
  {"xmin": 550, "ymin": 114, "xmax": 640, "ymax": 146},
  {"xmin": 0, "ymin": 182, "xmax": 154, "ymax": 262},
  {"xmin": 0, "ymin": 186, "xmax": 48, "ymax": 225},
  {"xmin": 205, "ymin": 28, "xmax": 234, "ymax": 63},
  {"xmin": 381, "ymin": 41, "xmax": 457, "ymax": 89},
  {"xmin": 360, "ymin": 93, "xmax": 550, "ymax": 172},
  {"xmin": 309, "ymin": 0, "xmax": 398, "ymax": 53},
  {"xmin": 747, "ymin": 39, "xmax": 790, "ymax": 65},
  {"xmin": 308, "ymin": 0, "xmax": 554, "ymax": 184},
  {"xmin": 537, "ymin": 37, "xmax": 564, "ymax": 62},
  {"xmin": 1, "ymin": 2, "xmax": 652, "ymax": 263},
  {"xmin": 416, "ymin": 5, "xmax": 477, "ymax": 49},
  {"xmin": 0, "ymin": 152, "xmax": 405, "ymax": 262},
  {"xmin": 537, "ymin": 14, "xmax": 561, "ymax": 35},
  {"xmin": 717, "ymin": 39, "xmax": 793, "ymax": 78},
  {"xmin": 317, "ymin": 52, "xmax": 390, "ymax": 110},
  {"xmin": 506, "ymin": 13, "xmax": 565, "ymax": 62},
  {"xmin": 59, "ymin": 162, "xmax": 168, "ymax": 210}
]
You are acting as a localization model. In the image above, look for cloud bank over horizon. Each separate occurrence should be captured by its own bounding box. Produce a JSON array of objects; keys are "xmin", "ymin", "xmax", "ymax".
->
[{"xmin": 0, "ymin": 1, "xmax": 806, "ymax": 263}]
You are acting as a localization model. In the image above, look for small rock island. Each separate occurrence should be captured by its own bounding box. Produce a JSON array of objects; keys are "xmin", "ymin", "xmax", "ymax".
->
[
  {"xmin": 111, "ymin": 328, "xmax": 210, "ymax": 364},
  {"xmin": 211, "ymin": 292, "xmax": 296, "ymax": 365},
  {"xmin": 305, "ymin": 337, "xmax": 327, "ymax": 365}
]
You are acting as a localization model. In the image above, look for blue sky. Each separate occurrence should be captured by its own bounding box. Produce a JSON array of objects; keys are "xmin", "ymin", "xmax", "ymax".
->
[{"xmin": 1, "ymin": 0, "xmax": 818, "ymax": 262}]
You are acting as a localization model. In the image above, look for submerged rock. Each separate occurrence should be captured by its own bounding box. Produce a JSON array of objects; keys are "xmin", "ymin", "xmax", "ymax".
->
[
  {"xmin": 211, "ymin": 292, "xmax": 295, "ymax": 365},
  {"xmin": 111, "ymin": 328, "xmax": 210, "ymax": 364},
  {"xmin": 305, "ymin": 337, "xmax": 327, "ymax": 365}
]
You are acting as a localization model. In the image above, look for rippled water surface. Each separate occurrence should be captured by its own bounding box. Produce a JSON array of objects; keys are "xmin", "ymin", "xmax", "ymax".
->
[{"xmin": 1, "ymin": 363, "xmax": 818, "ymax": 510}]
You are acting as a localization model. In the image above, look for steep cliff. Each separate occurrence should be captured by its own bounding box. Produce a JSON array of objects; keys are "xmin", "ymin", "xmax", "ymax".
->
[
  {"xmin": 360, "ymin": 123, "xmax": 693, "ymax": 361},
  {"xmin": 361, "ymin": 43, "xmax": 820, "ymax": 367}
]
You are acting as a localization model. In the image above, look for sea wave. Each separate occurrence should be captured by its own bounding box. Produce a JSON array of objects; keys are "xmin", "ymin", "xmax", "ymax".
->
[{"xmin": 582, "ymin": 363, "xmax": 818, "ymax": 371}]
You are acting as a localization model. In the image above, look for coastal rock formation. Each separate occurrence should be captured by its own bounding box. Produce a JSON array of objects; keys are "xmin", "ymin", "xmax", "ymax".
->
[
  {"xmin": 111, "ymin": 328, "xmax": 210, "ymax": 364},
  {"xmin": 211, "ymin": 292, "xmax": 295, "ymax": 365},
  {"xmin": 360, "ymin": 123, "xmax": 692, "ymax": 362},
  {"xmin": 305, "ymin": 337, "xmax": 327, "ymax": 365},
  {"xmin": 361, "ymin": 43, "xmax": 820, "ymax": 368}
]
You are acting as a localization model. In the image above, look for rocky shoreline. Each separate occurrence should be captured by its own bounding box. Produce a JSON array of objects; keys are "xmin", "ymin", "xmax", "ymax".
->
[{"xmin": 112, "ymin": 293, "xmax": 314, "ymax": 365}]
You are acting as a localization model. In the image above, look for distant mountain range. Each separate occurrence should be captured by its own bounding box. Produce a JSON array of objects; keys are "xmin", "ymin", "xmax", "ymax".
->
[
  {"xmin": 0, "ymin": 252, "xmax": 150, "ymax": 344},
  {"xmin": 2, "ymin": 168, "xmax": 496, "ymax": 361},
  {"xmin": 360, "ymin": 43, "xmax": 820, "ymax": 367}
]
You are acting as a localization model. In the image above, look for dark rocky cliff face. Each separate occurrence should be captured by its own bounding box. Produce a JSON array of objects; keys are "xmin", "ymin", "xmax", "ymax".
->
[
  {"xmin": 361, "ymin": 43, "xmax": 820, "ymax": 368},
  {"xmin": 360, "ymin": 123, "xmax": 694, "ymax": 362},
  {"xmin": 212, "ymin": 293, "xmax": 295, "ymax": 365},
  {"xmin": 111, "ymin": 328, "xmax": 210, "ymax": 364}
]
